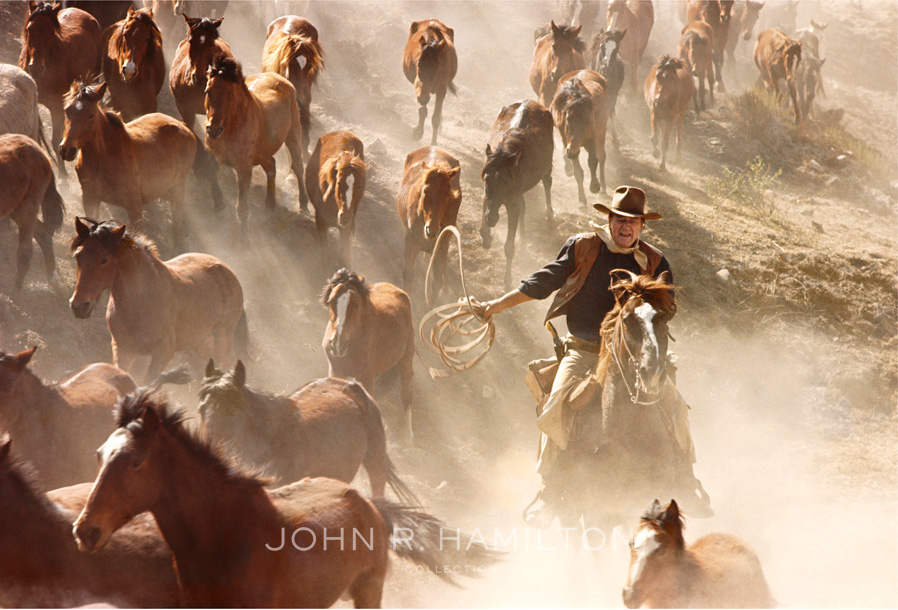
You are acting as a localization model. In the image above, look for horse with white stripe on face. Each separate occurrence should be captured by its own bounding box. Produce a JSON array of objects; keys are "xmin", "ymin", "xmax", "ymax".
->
[{"xmin": 624, "ymin": 499, "xmax": 775, "ymax": 608}]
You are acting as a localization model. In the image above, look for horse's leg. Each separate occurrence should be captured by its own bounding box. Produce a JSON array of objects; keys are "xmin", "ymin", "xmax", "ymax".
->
[
  {"xmin": 316, "ymin": 215, "xmax": 330, "ymax": 272},
  {"xmin": 402, "ymin": 230, "xmax": 418, "ymax": 292},
  {"xmin": 261, "ymin": 156, "xmax": 277, "ymax": 209},
  {"xmin": 49, "ymin": 101, "xmax": 68, "ymax": 178},
  {"xmin": 182, "ymin": 108, "xmax": 225, "ymax": 213},
  {"xmin": 676, "ymin": 113, "xmax": 685, "ymax": 162},
  {"xmin": 432, "ymin": 229, "xmax": 451, "ymax": 301},
  {"xmin": 542, "ymin": 173, "xmax": 553, "ymax": 220},
  {"xmin": 81, "ymin": 187, "xmax": 102, "ymax": 222},
  {"xmin": 696, "ymin": 74, "xmax": 704, "ymax": 114},
  {"xmin": 430, "ymin": 88, "xmax": 446, "ymax": 146},
  {"xmin": 503, "ymin": 200, "xmax": 521, "ymax": 287},
  {"xmin": 347, "ymin": 568, "xmax": 385, "ymax": 609},
  {"xmin": 571, "ymin": 151, "xmax": 587, "ymax": 206},
  {"xmin": 660, "ymin": 120, "xmax": 671, "ymax": 171},
  {"xmin": 588, "ymin": 135, "xmax": 605, "ymax": 195},
  {"xmin": 339, "ymin": 222, "xmax": 354, "ymax": 268},
  {"xmin": 235, "ymin": 166, "xmax": 253, "ymax": 232},
  {"xmin": 12, "ymin": 218, "xmax": 34, "ymax": 291},
  {"xmin": 788, "ymin": 80, "xmax": 801, "ymax": 124},
  {"xmin": 650, "ymin": 109, "xmax": 660, "ymax": 160},
  {"xmin": 399, "ymin": 348, "xmax": 414, "ymax": 441},
  {"xmin": 284, "ymin": 113, "xmax": 309, "ymax": 213},
  {"xmin": 170, "ymin": 181, "xmax": 188, "ymax": 252},
  {"xmin": 610, "ymin": 107, "xmax": 620, "ymax": 149},
  {"xmin": 146, "ymin": 348, "xmax": 175, "ymax": 384},
  {"xmin": 112, "ymin": 339, "xmax": 139, "ymax": 376},
  {"xmin": 413, "ymin": 92, "xmax": 430, "ymax": 141},
  {"xmin": 32, "ymin": 220, "xmax": 57, "ymax": 282}
]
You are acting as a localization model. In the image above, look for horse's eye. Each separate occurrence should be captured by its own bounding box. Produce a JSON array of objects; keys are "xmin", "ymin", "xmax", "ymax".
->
[{"xmin": 101, "ymin": 257, "xmax": 109, "ymax": 265}]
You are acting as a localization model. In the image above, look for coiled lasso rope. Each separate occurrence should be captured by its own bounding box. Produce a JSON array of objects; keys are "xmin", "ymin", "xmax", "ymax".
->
[{"xmin": 418, "ymin": 225, "xmax": 496, "ymax": 379}]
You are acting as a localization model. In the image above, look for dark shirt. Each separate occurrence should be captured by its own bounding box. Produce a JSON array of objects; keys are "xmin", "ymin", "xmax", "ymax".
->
[{"xmin": 518, "ymin": 236, "xmax": 673, "ymax": 342}]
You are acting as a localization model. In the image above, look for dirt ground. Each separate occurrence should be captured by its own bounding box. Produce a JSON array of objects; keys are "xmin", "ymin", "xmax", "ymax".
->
[{"xmin": 1, "ymin": 0, "xmax": 896, "ymax": 607}]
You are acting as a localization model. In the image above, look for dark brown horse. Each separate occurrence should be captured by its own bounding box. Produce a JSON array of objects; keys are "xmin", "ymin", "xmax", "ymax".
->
[
  {"xmin": 402, "ymin": 19, "xmax": 458, "ymax": 145},
  {"xmin": 753, "ymin": 28, "xmax": 802, "ymax": 123},
  {"xmin": 678, "ymin": 21, "xmax": 715, "ymax": 112},
  {"xmin": 687, "ymin": 0, "xmax": 734, "ymax": 90},
  {"xmin": 64, "ymin": 0, "xmax": 134, "ymax": 31},
  {"xmin": 0, "ymin": 134, "xmax": 64, "ymax": 290},
  {"xmin": 530, "ymin": 21, "xmax": 586, "ymax": 109},
  {"xmin": 60, "ymin": 81, "xmax": 196, "ymax": 250},
  {"xmin": 101, "ymin": 5, "xmax": 166, "ymax": 121},
  {"xmin": 551, "ymin": 69, "xmax": 610, "ymax": 205},
  {"xmin": 725, "ymin": 0, "xmax": 765, "ymax": 64},
  {"xmin": 796, "ymin": 55, "xmax": 824, "ymax": 120},
  {"xmin": 0, "ymin": 437, "xmax": 180, "ymax": 608},
  {"xmin": 198, "ymin": 360, "xmax": 419, "ymax": 504},
  {"xmin": 204, "ymin": 56, "xmax": 308, "ymax": 229},
  {"xmin": 480, "ymin": 99, "xmax": 554, "ymax": 286},
  {"xmin": 397, "ymin": 145, "xmax": 461, "ymax": 300},
  {"xmin": 589, "ymin": 29, "xmax": 626, "ymax": 146},
  {"xmin": 321, "ymin": 269, "xmax": 415, "ymax": 438},
  {"xmin": 606, "ymin": 0, "xmax": 654, "ymax": 90},
  {"xmin": 261, "ymin": 15, "xmax": 324, "ymax": 156},
  {"xmin": 18, "ymin": 2, "xmax": 101, "ymax": 175},
  {"xmin": 73, "ymin": 390, "xmax": 498, "ymax": 606},
  {"xmin": 69, "ymin": 219, "xmax": 249, "ymax": 383},
  {"xmin": 644, "ymin": 55, "xmax": 693, "ymax": 171},
  {"xmin": 305, "ymin": 130, "xmax": 366, "ymax": 267}
]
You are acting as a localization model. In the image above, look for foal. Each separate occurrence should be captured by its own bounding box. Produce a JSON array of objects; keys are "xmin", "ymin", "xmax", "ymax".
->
[{"xmin": 402, "ymin": 19, "xmax": 458, "ymax": 145}]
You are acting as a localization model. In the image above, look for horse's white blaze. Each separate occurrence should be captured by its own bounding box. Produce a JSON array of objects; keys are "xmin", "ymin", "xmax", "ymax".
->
[
  {"xmin": 298, "ymin": 55, "xmax": 308, "ymax": 69},
  {"xmin": 123, "ymin": 60, "xmax": 136, "ymax": 77},
  {"xmin": 510, "ymin": 102, "xmax": 527, "ymax": 128},
  {"xmin": 98, "ymin": 428, "xmax": 131, "ymax": 463},
  {"xmin": 629, "ymin": 527, "xmax": 661, "ymax": 586},
  {"xmin": 334, "ymin": 291, "xmax": 350, "ymax": 343},
  {"xmin": 633, "ymin": 301, "xmax": 659, "ymax": 358}
]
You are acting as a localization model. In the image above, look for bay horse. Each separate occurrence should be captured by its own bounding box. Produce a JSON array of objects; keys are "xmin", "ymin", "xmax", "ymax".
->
[
  {"xmin": 73, "ymin": 390, "xmax": 499, "ymax": 607},
  {"xmin": 678, "ymin": 21, "xmax": 715, "ymax": 112},
  {"xmin": 551, "ymin": 69, "xmax": 610, "ymax": 205},
  {"xmin": 321, "ymin": 269, "xmax": 415, "ymax": 438},
  {"xmin": 198, "ymin": 360, "xmax": 419, "ymax": 504},
  {"xmin": 0, "ymin": 134, "xmax": 64, "ymax": 291},
  {"xmin": 402, "ymin": 19, "xmax": 458, "ymax": 145},
  {"xmin": 753, "ymin": 28, "xmax": 802, "ymax": 123},
  {"xmin": 480, "ymin": 99, "xmax": 554, "ymax": 287},
  {"xmin": 18, "ymin": 1, "xmax": 101, "ymax": 176},
  {"xmin": 725, "ymin": 1, "xmax": 765, "ymax": 65},
  {"xmin": 686, "ymin": 0, "xmax": 734, "ymax": 91},
  {"xmin": 530, "ymin": 21, "xmax": 586, "ymax": 109},
  {"xmin": 204, "ymin": 55, "xmax": 308, "ymax": 230},
  {"xmin": 644, "ymin": 55, "xmax": 693, "ymax": 171},
  {"xmin": 397, "ymin": 145, "xmax": 461, "ymax": 301},
  {"xmin": 68, "ymin": 218, "xmax": 250, "ymax": 383},
  {"xmin": 589, "ymin": 29, "xmax": 626, "ymax": 147},
  {"xmin": 0, "ymin": 437, "xmax": 180, "ymax": 608},
  {"xmin": 100, "ymin": 6, "xmax": 166, "ymax": 121},
  {"xmin": 606, "ymin": 0, "xmax": 654, "ymax": 90},
  {"xmin": 261, "ymin": 15, "xmax": 324, "ymax": 157},
  {"xmin": 624, "ymin": 499, "xmax": 775, "ymax": 608},
  {"xmin": 305, "ymin": 129, "xmax": 366, "ymax": 267},
  {"xmin": 59, "ymin": 81, "xmax": 197, "ymax": 251}
]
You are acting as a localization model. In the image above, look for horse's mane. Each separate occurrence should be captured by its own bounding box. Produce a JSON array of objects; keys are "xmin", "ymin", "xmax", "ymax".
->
[
  {"xmin": 69, "ymin": 218, "xmax": 158, "ymax": 259},
  {"xmin": 116, "ymin": 388, "xmax": 267, "ymax": 489},
  {"xmin": 208, "ymin": 55, "xmax": 243, "ymax": 83},
  {"xmin": 319, "ymin": 150, "xmax": 366, "ymax": 183},
  {"xmin": 188, "ymin": 17, "xmax": 221, "ymax": 41},
  {"xmin": 112, "ymin": 9, "xmax": 163, "ymax": 64},
  {"xmin": 642, "ymin": 501, "xmax": 685, "ymax": 529},
  {"xmin": 680, "ymin": 30, "xmax": 707, "ymax": 48},
  {"xmin": 24, "ymin": 2, "xmax": 61, "ymax": 31},
  {"xmin": 482, "ymin": 133, "xmax": 526, "ymax": 175},
  {"xmin": 63, "ymin": 81, "xmax": 125, "ymax": 131},
  {"xmin": 320, "ymin": 267, "xmax": 370, "ymax": 306},
  {"xmin": 535, "ymin": 23, "xmax": 586, "ymax": 53},
  {"xmin": 657, "ymin": 54, "xmax": 684, "ymax": 73},
  {"xmin": 266, "ymin": 32, "xmax": 324, "ymax": 80},
  {"xmin": 551, "ymin": 77, "xmax": 592, "ymax": 117}
]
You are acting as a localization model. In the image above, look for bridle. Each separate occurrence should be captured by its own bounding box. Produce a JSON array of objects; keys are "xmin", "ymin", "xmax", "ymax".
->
[{"xmin": 605, "ymin": 297, "xmax": 666, "ymax": 406}]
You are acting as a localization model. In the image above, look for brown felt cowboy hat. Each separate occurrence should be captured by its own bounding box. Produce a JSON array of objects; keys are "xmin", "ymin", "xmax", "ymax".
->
[{"xmin": 594, "ymin": 185, "xmax": 662, "ymax": 220}]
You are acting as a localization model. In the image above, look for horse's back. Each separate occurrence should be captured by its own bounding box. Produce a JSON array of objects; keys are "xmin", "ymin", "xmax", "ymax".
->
[
  {"xmin": 268, "ymin": 14, "xmax": 318, "ymax": 40},
  {"xmin": 58, "ymin": 362, "xmax": 137, "ymax": 409},
  {"xmin": 247, "ymin": 71, "xmax": 299, "ymax": 149},
  {"xmin": 690, "ymin": 532, "xmax": 774, "ymax": 607},
  {"xmin": 126, "ymin": 113, "xmax": 197, "ymax": 192},
  {"xmin": 0, "ymin": 64, "xmax": 41, "ymax": 141},
  {"xmin": 164, "ymin": 253, "xmax": 244, "ymax": 331},
  {"xmin": 319, "ymin": 129, "xmax": 364, "ymax": 160},
  {"xmin": 489, "ymin": 100, "xmax": 554, "ymax": 184},
  {"xmin": 0, "ymin": 134, "xmax": 53, "ymax": 218}
]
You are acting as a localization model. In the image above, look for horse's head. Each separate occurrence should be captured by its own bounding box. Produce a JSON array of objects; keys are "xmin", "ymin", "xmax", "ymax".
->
[
  {"xmin": 203, "ymin": 55, "xmax": 242, "ymax": 140},
  {"xmin": 320, "ymin": 151, "xmax": 366, "ymax": 229},
  {"xmin": 197, "ymin": 359, "xmax": 248, "ymax": 441},
  {"xmin": 598, "ymin": 29, "xmax": 625, "ymax": 73},
  {"xmin": 480, "ymin": 143, "xmax": 519, "ymax": 247},
  {"xmin": 719, "ymin": 0, "xmax": 735, "ymax": 24},
  {"xmin": 623, "ymin": 499, "xmax": 685, "ymax": 608},
  {"xmin": 415, "ymin": 162, "xmax": 460, "ymax": 241},
  {"xmin": 60, "ymin": 81, "xmax": 105, "ymax": 161},
  {"xmin": 414, "ymin": 26, "xmax": 449, "ymax": 97},
  {"xmin": 552, "ymin": 78, "xmax": 592, "ymax": 159},
  {"xmin": 606, "ymin": 0, "xmax": 628, "ymax": 32},
  {"xmin": 780, "ymin": 38, "xmax": 802, "ymax": 82},
  {"xmin": 547, "ymin": 21, "xmax": 584, "ymax": 81},
  {"xmin": 650, "ymin": 55, "xmax": 683, "ymax": 103},
  {"xmin": 0, "ymin": 347, "xmax": 37, "ymax": 405},
  {"xmin": 116, "ymin": 7, "xmax": 160, "ymax": 81},
  {"xmin": 809, "ymin": 19, "xmax": 828, "ymax": 34},
  {"xmin": 184, "ymin": 14, "xmax": 222, "ymax": 85},
  {"xmin": 20, "ymin": 2, "xmax": 62, "ymax": 78},
  {"xmin": 321, "ymin": 268, "xmax": 369, "ymax": 359},
  {"xmin": 69, "ymin": 218, "xmax": 130, "ymax": 319},
  {"xmin": 742, "ymin": 1, "xmax": 765, "ymax": 41}
]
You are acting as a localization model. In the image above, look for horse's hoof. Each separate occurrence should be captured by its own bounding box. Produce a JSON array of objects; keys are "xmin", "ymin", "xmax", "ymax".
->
[
  {"xmin": 589, "ymin": 181, "xmax": 600, "ymax": 194},
  {"xmin": 652, "ymin": 149, "xmax": 660, "ymax": 159},
  {"xmin": 412, "ymin": 127, "xmax": 424, "ymax": 141}
]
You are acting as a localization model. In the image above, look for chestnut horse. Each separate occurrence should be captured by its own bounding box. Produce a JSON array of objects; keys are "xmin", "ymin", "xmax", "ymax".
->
[
  {"xmin": 481, "ymin": 100, "xmax": 554, "ymax": 286},
  {"xmin": 69, "ymin": 218, "xmax": 250, "ymax": 383},
  {"xmin": 0, "ymin": 134, "xmax": 64, "ymax": 290},
  {"xmin": 753, "ymin": 28, "xmax": 802, "ymax": 123},
  {"xmin": 261, "ymin": 15, "xmax": 324, "ymax": 156},
  {"xmin": 397, "ymin": 145, "xmax": 461, "ymax": 300},
  {"xmin": 402, "ymin": 19, "xmax": 458, "ymax": 145},
  {"xmin": 101, "ymin": 6, "xmax": 166, "ymax": 121},
  {"xmin": 624, "ymin": 499, "xmax": 774, "ymax": 608},
  {"xmin": 686, "ymin": 0, "xmax": 734, "ymax": 91},
  {"xmin": 589, "ymin": 29, "xmax": 626, "ymax": 146},
  {"xmin": 725, "ymin": 0, "xmax": 765, "ymax": 64},
  {"xmin": 321, "ymin": 269, "xmax": 415, "ymax": 438},
  {"xmin": 305, "ymin": 129, "xmax": 366, "ymax": 267},
  {"xmin": 198, "ymin": 360, "xmax": 419, "ymax": 504},
  {"xmin": 0, "ymin": 438, "xmax": 179, "ymax": 608},
  {"xmin": 18, "ymin": 2, "xmax": 101, "ymax": 175},
  {"xmin": 59, "ymin": 81, "xmax": 197, "ymax": 250},
  {"xmin": 606, "ymin": 0, "xmax": 654, "ymax": 90},
  {"xmin": 204, "ymin": 56, "xmax": 308, "ymax": 229},
  {"xmin": 678, "ymin": 21, "xmax": 715, "ymax": 112},
  {"xmin": 644, "ymin": 55, "xmax": 693, "ymax": 171},
  {"xmin": 530, "ymin": 21, "xmax": 586, "ymax": 109},
  {"xmin": 551, "ymin": 69, "xmax": 610, "ymax": 205},
  {"xmin": 73, "ymin": 391, "xmax": 498, "ymax": 606}
]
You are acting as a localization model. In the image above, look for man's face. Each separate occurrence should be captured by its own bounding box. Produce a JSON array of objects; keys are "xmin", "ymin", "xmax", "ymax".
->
[{"xmin": 609, "ymin": 213, "xmax": 645, "ymax": 248}]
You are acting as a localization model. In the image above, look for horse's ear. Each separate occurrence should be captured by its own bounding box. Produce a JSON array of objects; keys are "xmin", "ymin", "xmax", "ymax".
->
[
  {"xmin": 75, "ymin": 216, "xmax": 90, "ymax": 238},
  {"xmin": 618, "ymin": 29, "xmax": 628, "ymax": 42},
  {"xmin": 205, "ymin": 359, "xmax": 216, "ymax": 378},
  {"xmin": 550, "ymin": 20, "xmax": 560, "ymax": 34},
  {"xmin": 572, "ymin": 25, "xmax": 582, "ymax": 37},
  {"xmin": 819, "ymin": 57, "xmax": 826, "ymax": 66},
  {"xmin": 146, "ymin": 7, "xmax": 153, "ymax": 19},
  {"xmin": 9, "ymin": 347, "xmax": 37, "ymax": 372},
  {"xmin": 51, "ymin": 2, "xmax": 61, "ymax": 12},
  {"xmin": 127, "ymin": 5, "xmax": 135, "ymax": 17},
  {"xmin": 657, "ymin": 270, "xmax": 671, "ymax": 284},
  {"xmin": 0, "ymin": 437, "xmax": 10, "ymax": 465},
  {"xmin": 445, "ymin": 26, "xmax": 455, "ymax": 42},
  {"xmin": 211, "ymin": 17, "xmax": 223, "ymax": 29},
  {"xmin": 140, "ymin": 406, "xmax": 159, "ymax": 434},
  {"xmin": 96, "ymin": 81, "xmax": 107, "ymax": 98},
  {"xmin": 447, "ymin": 166, "xmax": 461, "ymax": 179},
  {"xmin": 111, "ymin": 223, "xmax": 126, "ymax": 241},
  {"xmin": 485, "ymin": 144, "xmax": 492, "ymax": 157},
  {"xmin": 233, "ymin": 360, "xmax": 246, "ymax": 387},
  {"xmin": 409, "ymin": 21, "xmax": 421, "ymax": 37},
  {"xmin": 662, "ymin": 499, "xmax": 680, "ymax": 524}
]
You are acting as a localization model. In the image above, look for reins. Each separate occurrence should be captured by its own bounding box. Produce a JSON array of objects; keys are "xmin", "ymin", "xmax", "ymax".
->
[{"xmin": 606, "ymin": 299, "xmax": 665, "ymax": 406}]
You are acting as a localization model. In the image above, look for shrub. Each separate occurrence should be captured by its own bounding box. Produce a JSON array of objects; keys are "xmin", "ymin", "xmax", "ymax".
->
[{"xmin": 707, "ymin": 156, "xmax": 783, "ymax": 216}]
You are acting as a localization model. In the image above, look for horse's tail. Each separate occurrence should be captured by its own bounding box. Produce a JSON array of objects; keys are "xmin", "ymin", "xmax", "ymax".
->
[
  {"xmin": 448, "ymin": 80, "xmax": 458, "ymax": 96},
  {"xmin": 235, "ymin": 309, "xmax": 255, "ymax": 362},
  {"xmin": 146, "ymin": 364, "xmax": 193, "ymax": 391},
  {"xmin": 40, "ymin": 175, "xmax": 65, "ymax": 235},
  {"xmin": 371, "ymin": 497, "xmax": 503, "ymax": 583},
  {"xmin": 36, "ymin": 117, "xmax": 55, "ymax": 162}
]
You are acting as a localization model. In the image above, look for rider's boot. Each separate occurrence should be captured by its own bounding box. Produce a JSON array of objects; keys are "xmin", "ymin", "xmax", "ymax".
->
[{"xmin": 523, "ymin": 477, "xmax": 563, "ymax": 529}]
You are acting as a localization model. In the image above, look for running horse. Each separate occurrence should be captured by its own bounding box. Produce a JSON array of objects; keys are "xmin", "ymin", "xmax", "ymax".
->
[
  {"xmin": 261, "ymin": 15, "xmax": 324, "ymax": 157},
  {"xmin": 606, "ymin": 0, "xmax": 654, "ymax": 90},
  {"xmin": 203, "ymin": 56, "xmax": 308, "ymax": 229},
  {"xmin": 530, "ymin": 21, "xmax": 586, "ymax": 109},
  {"xmin": 753, "ymin": 28, "xmax": 802, "ymax": 123},
  {"xmin": 678, "ymin": 20, "xmax": 715, "ymax": 112},
  {"xmin": 18, "ymin": 1, "xmax": 101, "ymax": 176},
  {"xmin": 402, "ymin": 19, "xmax": 458, "ymax": 145},
  {"xmin": 588, "ymin": 29, "xmax": 626, "ymax": 146},
  {"xmin": 644, "ymin": 55, "xmax": 693, "ymax": 171},
  {"xmin": 101, "ymin": 6, "xmax": 166, "ymax": 121},
  {"xmin": 624, "ymin": 499, "xmax": 775, "ymax": 608},
  {"xmin": 686, "ymin": 0, "xmax": 734, "ymax": 91},
  {"xmin": 725, "ymin": 0, "xmax": 765, "ymax": 65}
]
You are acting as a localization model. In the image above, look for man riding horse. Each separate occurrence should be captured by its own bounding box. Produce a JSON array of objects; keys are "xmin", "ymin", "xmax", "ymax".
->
[{"xmin": 483, "ymin": 185, "xmax": 712, "ymax": 527}]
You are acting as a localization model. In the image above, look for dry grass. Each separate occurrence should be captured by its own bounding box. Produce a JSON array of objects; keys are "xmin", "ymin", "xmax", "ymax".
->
[{"xmin": 707, "ymin": 156, "xmax": 784, "ymax": 218}]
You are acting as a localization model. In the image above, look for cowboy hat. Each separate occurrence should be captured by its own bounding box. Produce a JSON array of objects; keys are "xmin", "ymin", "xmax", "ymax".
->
[{"xmin": 594, "ymin": 185, "xmax": 662, "ymax": 220}]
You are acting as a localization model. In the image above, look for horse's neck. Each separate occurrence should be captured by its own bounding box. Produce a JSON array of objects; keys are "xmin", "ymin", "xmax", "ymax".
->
[
  {"xmin": 0, "ymin": 371, "xmax": 63, "ymax": 434},
  {"xmin": 81, "ymin": 113, "xmax": 131, "ymax": 159},
  {"xmin": 110, "ymin": 248, "xmax": 169, "ymax": 310},
  {"xmin": 0, "ymin": 480, "xmax": 75, "ymax": 579}
]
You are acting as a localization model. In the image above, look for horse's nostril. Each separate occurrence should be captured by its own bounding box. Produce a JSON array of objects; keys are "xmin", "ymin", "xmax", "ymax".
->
[{"xmin": 75, "ymin": 524, "xmax": 101, "ymax": 550}]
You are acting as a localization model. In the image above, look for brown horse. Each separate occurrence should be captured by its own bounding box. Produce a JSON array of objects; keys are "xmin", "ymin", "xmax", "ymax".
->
[
  {"xmin": 686, "ymin": 0, "xmax": 733, "ymax": 91},
  {"xmin": 725, "ymin": 0, "xmax": 765, "ymax": 64},
  {"xmin": 18, "ymin": 2, "xmax": 101, "ymax": 175},
  {"xmin": 198, "ymin": 360, "xmax": 419, "ymax": 504},
  {"xmin": 101, "ymin": 6, "xmax": 166, "ymax": 121},
  {"xmin": 402, "ymin": 19, "xmax": 458, "ymax": 145},
  {"xmin": 678, "ymin": 21, "xmax": 715, "ymax": 112},
  {"xmin": 73, "ymin": 390, "xmax": 498, "ymax": 607},
  {"xmin": 261, "ymin": 15, "xmax": 324, "ymax": 156},
  {"xmin": 69, "ymin": 218, "xmax": 249, "ymax": 383},
  {"xmin": 321, "ymin": 269, "xmax": 415, "ymax": 438},
  {"xmin": 624, "ymin": 499, "xmax": 774, "ymax": 608},
  {"xmin": 0, "ymin": 134, "xmax": 64, "ymax": 291},
  {"xmin": 0, "ymin": 438, "xmax": 180, "ymax": 608},
  {"xmin": 753, "ymin": 28, "xmax": 802, "ymax": 123},
  {"xmin": 305, "ymin": 130, "xmax": 366, "ymax": 267},
  {"xmin": 551, "ymin": 69, "xmax": 610, "ymax": 205},
  {"xmin": 606, "ymin": 0, "xmax": 654, "ymax": 90},
  {"xmin": 397, "ymin": 145, "xmax": 461, "ymax": 300},
  {"xmin": 530, "ymin": 21, "xmax": 586, "ymax": 109},
  {"xmin": 59, "ymin": 81, "xmax": 196, "ymax": 250},
  {"xmin": 204, "ymin": 56, "xmax": 308, "ymax": 229},
  {"xmin": 481, "ymin": 100, "xmax": 554, "ymax": 286},
  {"xmin": 644, "ymin": 55, "xmax": 693, "ymax": 171}
]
